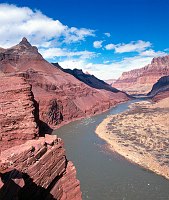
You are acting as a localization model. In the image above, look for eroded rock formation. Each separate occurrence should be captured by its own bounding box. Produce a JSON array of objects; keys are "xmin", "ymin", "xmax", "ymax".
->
[
  {"xmin": 0, "ymin": 75, "xmax": 82, "ymax": 200},
  {"xmin": 112, "ymin": 55, "xmax": 169, "ymax": 95},
  {"xmin": 148, "ymin": 75, "xmax": 169, "ymax": 101},
  {"xmin": 0, "ymin": 135, "xmax": 81, "ymax": 200},
  {"xmin": 0, "ymin": 76, "xmax": 39, "ymax": 151},
  {"xmin": 0, "ymin": 38, "xmax": 129, "ymax": 129}
]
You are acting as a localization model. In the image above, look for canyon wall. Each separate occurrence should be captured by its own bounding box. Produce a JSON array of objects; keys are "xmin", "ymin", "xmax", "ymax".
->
[
  {"xmin": 148, "ymin": 75, "xmax": 169, "ymax": 102},
  {"xmin": 112, "ymin": 55, "xmax": 169, "ymax": 95},
  {"xmin": 0, "ymin": 38, "xmax": 129, "ymax": 129},
  {"xmin": 0, "ymin": 75, "xmax": 82, "ymax": 200}
]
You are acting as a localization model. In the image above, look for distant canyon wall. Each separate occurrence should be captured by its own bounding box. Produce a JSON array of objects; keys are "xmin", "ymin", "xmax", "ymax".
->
[{"xmin": 112, "ymin": 55, "xmax": 169, "ymax": 95}]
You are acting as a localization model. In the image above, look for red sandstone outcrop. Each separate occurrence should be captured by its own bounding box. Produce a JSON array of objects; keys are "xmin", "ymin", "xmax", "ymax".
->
[
  {"xmin": 0, "ymin": 76, "xmax": 39, "ymax": 151},
  {"xmin": 0, "ymin": 135, "xmax": 81, "ymax": 200},
  {"xmin": 0, "ymin": 38, "xmax": 129, "ymax": 129},
  {"xmin": 112, "ymin": 55, "xmax": 169, "ymax": 95},
  {"xmin": 0, "ymin": 75, "xmax": 82, "ymax": 199}
]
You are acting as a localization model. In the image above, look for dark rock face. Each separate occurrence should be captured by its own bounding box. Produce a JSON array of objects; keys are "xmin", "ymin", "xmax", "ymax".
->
[
  {"xmin": 0, "ymin": 38, "xmax": 129, "ymax": 129},
  {"xmin": 112, "ymin": 55, "xmax": 169, "ymax": 95},
  {"xmin": 148, "ymin": 75, "xmax": 169, "ymax": 101},
  {"xmin": 0, "ymin": 75, "xmax": 82, "ymax": 200},
  {"xmin": 53, "ymin": 63, "xmax": 119, "ymax": 93}
]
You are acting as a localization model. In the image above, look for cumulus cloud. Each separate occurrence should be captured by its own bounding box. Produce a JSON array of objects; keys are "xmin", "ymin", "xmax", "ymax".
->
[
  {"xmin": 105, "ymin": 40, "xmax": 152, "ymax": 53},
  {"xmin": 0, "ymin": 4, "xmax": 95, "ymax": 48},
  {"xmin": 93, "ymin": 40, "xmax": 103, "ymax": 48},
  {"xmin": 104, "ymin": 32, "xmax": 111, "ymax": 37},
  {"xmin": 39, "ymin": 47, "xmax": 96, "ymax": 60},
  {"xmin": 139, "ymin": 49, "xmax": 167, "ymax": 57},
  {"xmin": 105, "ymin": 43, "xmax": 116, "ymax": 50}
]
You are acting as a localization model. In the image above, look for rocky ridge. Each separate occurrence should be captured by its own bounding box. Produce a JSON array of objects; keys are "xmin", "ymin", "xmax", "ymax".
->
[
  {"xmin": 0, "ymin": 38, "xmax": 129, "ymax": 129},
  {"xmin": 53, "ymin": 63, "xmax": 119, "ymax": 93},
  {"xmin": 148, "ymin": 75, "xmax": 169, "ymax": 101},
  {"xmin": 112, "ymin": 55, "xmax": 169, "ymax": 95}
]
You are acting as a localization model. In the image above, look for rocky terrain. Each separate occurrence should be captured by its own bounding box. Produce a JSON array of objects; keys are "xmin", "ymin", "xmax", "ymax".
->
[
  {"xmin": 148, "ymin": 75, "xmax": 169, "ymax": 102},
  {"xmin": 96, "ymin": 99, "xmax": 169, "ymax": 180},
  {"xmin": 112, "ymin": 55, "xmax": 169, "ymax": 95},
  {"xmin": 0, "ymin": 38, "xmax": 129, "ymax": 130},
  {"xmin": 0, "ymin": 75, "xmax": 82, "ymax": 200},
  {"xmin": 0, "ymin": 76, "xmax": 39, "ymax": 151}
]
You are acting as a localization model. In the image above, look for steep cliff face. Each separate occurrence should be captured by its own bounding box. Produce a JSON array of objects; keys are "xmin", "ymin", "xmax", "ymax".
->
[
  {"xmin": 112, "ymin": 55, "xmax": 169, "ymax": 95},
  {"xmin": 0, "ymin": 76, "xmax": 39, "ymax": 151},
  {"xmin": 0, "ymin": 38, "xmax": 129, "ymax": 128},
  {"xmin": 0, "ymin": 76, "xmax": 82, "ymax": 200},
  {"xmin": 148, "ymin": 75, "xmax": 169, "ymax": 101}
]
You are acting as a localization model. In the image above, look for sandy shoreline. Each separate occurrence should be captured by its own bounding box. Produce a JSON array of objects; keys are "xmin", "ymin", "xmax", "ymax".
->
[{"xmin": 95, "ymin": 98, "xmax": 169, "ymax": 180}]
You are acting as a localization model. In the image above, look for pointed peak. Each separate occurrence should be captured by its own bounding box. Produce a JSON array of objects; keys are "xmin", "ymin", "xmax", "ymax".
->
[{"xmin": 19, "ymin": 37, "xmax": 31, "ymax": 47}]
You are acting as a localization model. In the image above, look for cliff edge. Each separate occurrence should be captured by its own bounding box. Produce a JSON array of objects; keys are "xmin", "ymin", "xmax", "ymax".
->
[{"xmin": 0, "ymin": 75, "xmax": 82, "ymax": 200}]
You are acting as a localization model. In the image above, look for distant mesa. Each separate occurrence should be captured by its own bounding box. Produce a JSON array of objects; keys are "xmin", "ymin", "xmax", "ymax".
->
[{"xmin": 112, "ymin": 55, "xmax": 169, "ymax": 95}]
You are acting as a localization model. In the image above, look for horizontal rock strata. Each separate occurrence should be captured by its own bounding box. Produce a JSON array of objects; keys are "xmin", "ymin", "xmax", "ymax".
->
[
  {"xmin": 0, "ymin": 75, "xmax": 82, "ymax": 200},
  {"xmin": 0, "ymin": 135, "xmax": 81, "ymax": 200},
  {"xmin": 112, "ymin": 55, "xmax": 169, "ymax": 95}
]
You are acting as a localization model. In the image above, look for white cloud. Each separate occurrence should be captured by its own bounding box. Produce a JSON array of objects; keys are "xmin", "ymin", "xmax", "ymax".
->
[
  {"xmin": 64, "ymin": 27, "xmax": 95, "ymax": 43},
  {"xmin": 0, "ymin": 4, "xmax": 95, "ymax": 48},
  {"xmin": 104, "ymin": 32, "xmax": 111, "ymax": 37},
  {"xmin": 93, "ymin": 40, "xmax": 103, "ymax": 48},
  {"xmin": 40, "ymin": 47, "xmax": 96, "ymax": 60},
  {"xmin": 139, "ymin": 49, "xmax": 167, "ymax": 57},
  {"xmin": 105, "ymin": 43, "xmax": 116, "ymax": 50},
  {"xmin": 105, "ymin": 40, "xmax": 151, "ymax": 53}
]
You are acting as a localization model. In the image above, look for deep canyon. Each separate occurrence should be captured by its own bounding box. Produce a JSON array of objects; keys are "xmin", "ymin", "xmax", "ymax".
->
[{"xmin": 0, "ymin": 38, "xmax": 169, "ymax": 200}]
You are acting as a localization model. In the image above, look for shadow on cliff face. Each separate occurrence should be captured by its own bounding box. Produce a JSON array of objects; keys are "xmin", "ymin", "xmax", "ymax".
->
[
  {"xmin": 38, "ymin": 120, "xmax": 53, "ymax": 136},
  {"xmin": 0, "ymin": 169, "xmax": 56, "ymax": 200},
  {"xmin": 33, "ymin": 97, "xmax": 53, "ymax": 136}
]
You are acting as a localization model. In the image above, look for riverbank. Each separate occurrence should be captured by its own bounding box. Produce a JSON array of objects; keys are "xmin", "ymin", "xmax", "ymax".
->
[{"xmin": 95, "ymin": 98, "xmax": 169, "ymax": 180}]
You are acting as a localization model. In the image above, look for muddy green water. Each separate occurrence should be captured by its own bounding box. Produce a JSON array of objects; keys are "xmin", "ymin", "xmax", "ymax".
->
[{"xmin": 53, "ymin": 100, "xmax": 169, "ymax": 200}]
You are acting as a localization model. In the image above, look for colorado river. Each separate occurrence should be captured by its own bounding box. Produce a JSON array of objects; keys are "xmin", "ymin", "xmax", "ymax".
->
[{"xmin": 53, "ymin": 99, "xmax": 169, "ymax": 200}]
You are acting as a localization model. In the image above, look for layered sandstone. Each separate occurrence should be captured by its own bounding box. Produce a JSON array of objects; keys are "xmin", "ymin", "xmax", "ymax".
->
[
  {"xmin": 112, "ymin": 55, "xmax": 169, "ymax": 95},
  {"xmin": 0, "ymin": 76, "xmax": 39, "ymax": 151},
  {"xmin": 0, "ymin": 38, "xmax": 129, "ymax": 129},
  {"xmin": 0, "ymin": 76, "xmax": 82, "ymax": 200},
  {"xmin": 0, "ymin": 135, "xmax": 81, "ymax": 200}
]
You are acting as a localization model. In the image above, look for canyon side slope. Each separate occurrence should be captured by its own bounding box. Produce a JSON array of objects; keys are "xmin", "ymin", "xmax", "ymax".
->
[
  {"xmin": 112, "ymin": 55, "xmax": 169, "ymax": 95},
  {"xmin": 148, "ymin": 75, "xmax": 169, "ymax": 102},
  {"xmin": 0, "ymin": 75, "xmax": 82, "ymax": 200},
  {"xmin": 0, "ymin": 38, "xmax": 129, "ymax": 129}
]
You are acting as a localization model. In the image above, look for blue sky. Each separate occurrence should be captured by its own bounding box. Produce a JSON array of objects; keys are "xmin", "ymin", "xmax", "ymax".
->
[{"xmin": 0, "ymin": 0, "xmax": 169, "ymax": 79}]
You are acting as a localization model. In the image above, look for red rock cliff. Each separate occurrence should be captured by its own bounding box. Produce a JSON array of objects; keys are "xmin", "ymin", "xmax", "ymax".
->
[
  {"xmin": 0, "ymin": 76, "xmax": 39, "ymax": 151},
  {"xmin": 112, "ymin": 55, "xmax": 169, "ymax": 95},
  {"xmin": 0, "ymin": 76, "xmax": 82, "ymax": 200},
  {"xmin": 0, "ymin": 38, "xmax": 129, "ymax": 129}
]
